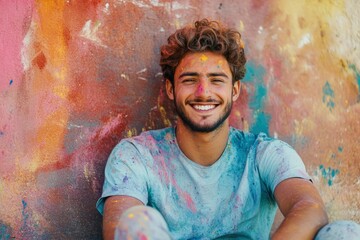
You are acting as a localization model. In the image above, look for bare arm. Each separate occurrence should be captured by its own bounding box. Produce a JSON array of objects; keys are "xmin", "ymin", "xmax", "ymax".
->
[
  {"xmin": 103, "ymin": 195, "xmax": 144, "ymax": 240},
  {"xmin": 272, "ymin": 178, "xmax": 329, "ymax": 240}
]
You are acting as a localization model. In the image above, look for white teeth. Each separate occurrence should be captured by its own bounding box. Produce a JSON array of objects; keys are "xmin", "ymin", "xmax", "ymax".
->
[{"xmin": 193, "ymin": 105, "xmax": 215, "ymax": 111}]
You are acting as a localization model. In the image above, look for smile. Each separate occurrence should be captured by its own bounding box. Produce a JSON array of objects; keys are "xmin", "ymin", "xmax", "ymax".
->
[{"xmin": 192, "ymin": 105, "xmax": 216, "ymax": 111}]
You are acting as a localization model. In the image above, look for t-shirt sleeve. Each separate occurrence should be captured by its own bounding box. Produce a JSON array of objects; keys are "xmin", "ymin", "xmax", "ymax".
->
[
  {"xmin": 256, "ymin": 139, "xmax": 311, "ymax": 198},
  {"xmin": 96, "ymin": 140, "xmax": 149, "ymax": 215}
]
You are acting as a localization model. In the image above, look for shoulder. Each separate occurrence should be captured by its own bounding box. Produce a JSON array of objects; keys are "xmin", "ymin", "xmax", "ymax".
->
[
  {"xmin": 229, "ymin": 127, "xmax": 257, "ymax": 146},
  {"xmin": 229, "ymin": 128, "xmax": 277, "ymax": 152},
  {"xmin": 108, "ymin": 127, "xmax": 175, "ymax": 165},
  {"xmin": 113, "ymin": 127, "xmax": 175, "ymax": 155},
  {"xmin": 123, "ymin": 127, "xmax": 175, "ymax": 146},
  {"xmin": 256, "ymin": 136, "xmax": 296, "ymax": 160}
]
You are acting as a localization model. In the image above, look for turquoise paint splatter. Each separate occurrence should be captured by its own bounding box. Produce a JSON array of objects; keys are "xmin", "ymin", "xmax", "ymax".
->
[
  {"xmin": 250, "ymin": 111, "xmax": 271, "ymax": 136},
  {"xmin": 319, "ymin": 165, "xmax": 339, "ymax": 186},
  {"xmin": 349, "ymin": 64, "xmax": 360, "ymax": 102},
  {"xmin": 338, "ymin": 146, "xmax": 343, "ymax": 152},
  {"xmin": 322, "ymin": 81, "xmax": 335, "ymax": 111},
  {"xmin": 0, "ymin": 223, "xmax": 12, "ymax": 240},
  {"xmin": 243, "ymin": 61, "xmax": 271, "ymax": 135},
  {"xmin": 21, "ymin": 199, "xmax": 29, "ymax": 229}
]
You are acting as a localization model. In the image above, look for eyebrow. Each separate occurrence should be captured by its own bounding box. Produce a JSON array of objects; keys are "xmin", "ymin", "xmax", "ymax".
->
[{"xmin": 178, "ymin": 72, "xmax": 230, "ymax": 79}]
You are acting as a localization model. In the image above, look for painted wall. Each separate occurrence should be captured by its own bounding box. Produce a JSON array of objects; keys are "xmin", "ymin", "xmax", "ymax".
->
[{"xmin": 1, "ymin": 0, "xmax": 359, "ymax": 238}]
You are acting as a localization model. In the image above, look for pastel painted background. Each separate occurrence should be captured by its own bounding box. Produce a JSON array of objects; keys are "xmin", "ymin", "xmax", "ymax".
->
[{"xmin": 1, "ymin": 0, "xmax": 359, "ymax": 239}]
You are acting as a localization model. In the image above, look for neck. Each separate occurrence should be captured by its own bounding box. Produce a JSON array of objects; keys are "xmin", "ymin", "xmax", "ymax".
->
[{"xmin": 175, "ymin": 120, "xmax": 230, "ymax": 166}]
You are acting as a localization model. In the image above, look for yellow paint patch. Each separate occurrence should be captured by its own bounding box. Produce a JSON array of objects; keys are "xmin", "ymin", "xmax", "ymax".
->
[
  {"xmin": 128, "ymin": 213, "xmax": 134, "ymax": 218},
  {"xmin": 238, "ymin": 20, "xmax": 244, "ymax": 32},
  {"xmin": 53, "ymin": 85, "xmax": 69, "ymax": 99},
  {"xmin": 83, "ymin": 163, "xmax": 90, "ymax": 182},
  {"xmin": 200, "ymin": 54, "xmax": 208, "ymax": 62},
  {"xmin": 243, "ymin": 120, "xmax": 249, "ymax": 132},
  {"xmin": 159, "ymin": 106, "xmax": 172, "ymax": 127},
  {"xmin": 126, "ymin": 128, "xmax": 138, "ymax": 138},
  {"xmin": 32, "ymin": 106, "xmax": 68, "ymax": 170}
]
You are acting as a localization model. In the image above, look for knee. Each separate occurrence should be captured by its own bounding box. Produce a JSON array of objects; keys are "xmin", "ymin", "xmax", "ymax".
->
[{"xmin": 315, "ymin": 220, "xmax": 360, "ymax": 240}]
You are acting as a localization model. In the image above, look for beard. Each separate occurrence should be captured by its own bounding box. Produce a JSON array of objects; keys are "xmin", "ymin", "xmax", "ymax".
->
[{"xmin": 173, "ymin": 98, "xmax": 233, "ymax": 133}]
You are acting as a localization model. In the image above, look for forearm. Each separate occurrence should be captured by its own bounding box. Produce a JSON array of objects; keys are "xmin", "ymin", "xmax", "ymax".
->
[
  {"xmin": 103, "ymin": 199, "xmax": 129, "ymax": 240},
  {"xmin": 103, "ymin": 216, "xmax": 119, "ymax": 240},
  {"xmin": 103, "ymin": 196, "xmax": 144, "ymax": 240},
  {"xmin": 272, "ymin": 199, "xmax": 328, "ymax": 240}
]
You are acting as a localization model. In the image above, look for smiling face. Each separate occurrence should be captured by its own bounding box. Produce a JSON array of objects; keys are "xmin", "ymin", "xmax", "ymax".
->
[{"xmin": 166, "ymin": 51, "xmax": 240, "ymax": 133}]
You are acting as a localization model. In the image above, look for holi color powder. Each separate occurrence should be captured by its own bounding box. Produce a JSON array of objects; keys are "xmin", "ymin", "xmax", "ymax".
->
[{"xmin": 1, "ymin": 0, "xmax": 359, "ymax": 238}]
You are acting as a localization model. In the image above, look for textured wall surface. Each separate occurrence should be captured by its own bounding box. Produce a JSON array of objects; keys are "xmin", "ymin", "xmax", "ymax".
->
[{"xmin": 1, "ymin": 0, "xmax": 359, "ymax": 239}]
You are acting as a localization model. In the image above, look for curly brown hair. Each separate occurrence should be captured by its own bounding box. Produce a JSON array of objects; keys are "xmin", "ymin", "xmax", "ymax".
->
[{"xmin": 160, "ymin": 19, "xmax": 246, "ymax": 84}]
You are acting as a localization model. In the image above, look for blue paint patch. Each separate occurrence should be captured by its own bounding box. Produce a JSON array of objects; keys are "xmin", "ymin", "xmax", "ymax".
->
[
  {"xmin": 338, "ymin": 146, "xmax": 343, "ymax": 152},
  {"xmin": 0, "ymin": 131, "xmax": 4, "ymax": 136},
  {"xmin": 9, "ymin": 79, "xmax": 13, "ymax": 85},
  {"xmin": 243, "ymin": 61, "xmax": 270, "ymax": 135},
  {"xmin": 123, "ymin": 175, "xmax": 129, "ymax": 183},
  {"xmin": 322, "ymin": 81, "xmax": 335, "ymax": 111},
  {"xmin": 250, "ymin": 111, "xmax": 271, "ymax": 136},
  {"xmin": 21, "ymin": 199, "xmax": 29, "ymax": 228},
  {"xmin": 0, "ymin": 222, "xmax": 12, "ymax": 240},
  {"xmin": 349, "ymin": 64, "xmax": 360, "ymax": 102},
  {"xmin": 319, "ymin": 165, "xmax": 339, "ymax": 186}
]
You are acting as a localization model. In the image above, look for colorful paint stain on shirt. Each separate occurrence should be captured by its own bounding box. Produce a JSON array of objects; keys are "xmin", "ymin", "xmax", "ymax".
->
[{"xmin": 97, "ymin": 127, "xmax": 310, "ymax": 239}]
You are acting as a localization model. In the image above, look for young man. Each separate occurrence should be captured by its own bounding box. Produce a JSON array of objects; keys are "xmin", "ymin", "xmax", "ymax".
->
[{"xmin": 96, "ymin": 19, "xmax": 329, "ymax": 239}]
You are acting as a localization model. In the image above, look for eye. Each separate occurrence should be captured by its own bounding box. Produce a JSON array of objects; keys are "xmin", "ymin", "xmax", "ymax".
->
[
  {"xmin": 211, "ymin": 78, "xmax": 224, "ymax": 84},
  {"xmin": 182, "ymin": 78, "xmax": 196, "ymax": 84}
]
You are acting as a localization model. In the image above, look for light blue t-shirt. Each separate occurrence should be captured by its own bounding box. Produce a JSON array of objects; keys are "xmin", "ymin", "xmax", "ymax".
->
[{"xmin": 96, "ymin": 127, "xmax": 310, "ymax": 239}]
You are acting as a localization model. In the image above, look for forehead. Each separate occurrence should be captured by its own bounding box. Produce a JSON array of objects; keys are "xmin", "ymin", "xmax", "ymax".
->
[{"xmin": 175, "ymin": 51, "xmax": 231, "ymax": 76}]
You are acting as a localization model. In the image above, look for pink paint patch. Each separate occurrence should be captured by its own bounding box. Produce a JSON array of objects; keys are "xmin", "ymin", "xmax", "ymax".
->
[
  {"xmin": 0, "ymin": 0, "xmax": 34, "ymax": 90},
  {"xmin": 196, "ymin": 85, "xmax": 205, "ymax": 95},
  {"xmin": 138, "ymin": 233, "xmax": 148, "ymax": 240},
  {"xmin": 183, "ymin": 191, "xmax": 197, "ymax": 213}
]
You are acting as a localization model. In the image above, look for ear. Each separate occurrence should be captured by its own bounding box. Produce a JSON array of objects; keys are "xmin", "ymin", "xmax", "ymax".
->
[
  {"xmin": 232, "ymin": 80, "xmax": 241, "ymax": 101},
  {"xmin": 166, "ymin": 79, "xmax": 174, "ymax": 100}
]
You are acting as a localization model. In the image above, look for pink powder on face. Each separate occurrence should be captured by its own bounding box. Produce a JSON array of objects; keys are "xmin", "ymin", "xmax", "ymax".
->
[{"xmin": 196, "ymin": 85, "xmax": 205, "ymax": 95}]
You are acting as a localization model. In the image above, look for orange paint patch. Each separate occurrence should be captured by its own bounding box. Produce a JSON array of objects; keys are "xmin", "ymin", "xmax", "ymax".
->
[{"xmin": 32, "ymin": 51, "xmax": 47, "ymax": 70}]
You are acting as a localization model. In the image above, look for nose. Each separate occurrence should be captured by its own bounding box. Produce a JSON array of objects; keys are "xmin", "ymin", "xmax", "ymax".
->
[{"xmin": 195, "ymin": 78, "xmax": 210, "ymax": 98}]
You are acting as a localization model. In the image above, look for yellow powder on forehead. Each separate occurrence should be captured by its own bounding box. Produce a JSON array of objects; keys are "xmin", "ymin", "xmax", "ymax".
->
[{"xmin": 200, "ymin": 54, "xmax": 208, "ymax": 62}]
